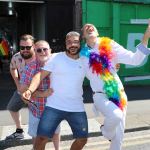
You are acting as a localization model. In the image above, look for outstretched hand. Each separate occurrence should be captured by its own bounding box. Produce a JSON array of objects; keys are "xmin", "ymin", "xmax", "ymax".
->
[
  {"xmin": 145, "ymin": 19, "xmax": 150, "ymax": 38},
  {"xmin": 142, "ymin": 19, "xmax": 150, "ymax": 46},
  {"xmin": 22, "ymin": 90, "xmax": 32, "ymax": 101}
]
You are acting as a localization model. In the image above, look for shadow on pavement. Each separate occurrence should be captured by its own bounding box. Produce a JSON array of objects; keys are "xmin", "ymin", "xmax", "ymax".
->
[
  {"xmin": 1, "ymin": 125, "xmax": 150, "ymax": 149},
  {"xmin": 0, "ymin": 139, "xmax": 32, "ymax": 149}
]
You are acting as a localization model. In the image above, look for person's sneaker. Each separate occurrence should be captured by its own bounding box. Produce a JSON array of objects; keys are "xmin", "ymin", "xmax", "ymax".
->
[{"xmin": 5, "ymin": 131, "xmax": 24, "ymax": 140}]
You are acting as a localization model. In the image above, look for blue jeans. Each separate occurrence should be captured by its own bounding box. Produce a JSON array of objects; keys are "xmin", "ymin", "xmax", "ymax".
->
[{"xmin": 37, "ymin": 106, "xmax": 88, "ymax": 138}]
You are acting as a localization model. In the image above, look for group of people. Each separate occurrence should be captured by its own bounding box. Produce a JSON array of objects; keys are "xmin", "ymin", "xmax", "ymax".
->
[
  {"xmin": 6, "ymin": 35, "xmax": 60, "ymax": 150},
  {"xmin": 5, "ymin": 22, "xmax": 150, "ymax": 150}
]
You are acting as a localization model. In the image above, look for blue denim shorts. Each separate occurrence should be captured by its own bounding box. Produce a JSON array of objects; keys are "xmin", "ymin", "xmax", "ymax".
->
[
  {"xmin": 37, "ymin": 106, "xmax": 88, "ymax": 138},
  {"xmin": 28, "ymin": 110, "xmax": 60, "ymax": 137}
]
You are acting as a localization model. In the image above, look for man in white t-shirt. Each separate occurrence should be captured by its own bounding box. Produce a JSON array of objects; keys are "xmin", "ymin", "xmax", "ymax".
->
[{"xmin": 22, "ymin": 31, "xmax": 88, "ymax": 150}]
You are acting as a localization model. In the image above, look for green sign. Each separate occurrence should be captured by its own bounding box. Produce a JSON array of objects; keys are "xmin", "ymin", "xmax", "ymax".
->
[{"xmin": 82, "ymin": 0, "xmax": 150, "ymax": 85}]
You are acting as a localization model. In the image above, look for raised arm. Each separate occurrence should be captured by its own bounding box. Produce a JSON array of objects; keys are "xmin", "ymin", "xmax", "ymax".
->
[
  {"xmin": 142, "ymin": 19, "xmax": 150, "ymax": 47},
  {"xmin": 114, "ymin": 20, "xmax": 150, "ymax": 65}
]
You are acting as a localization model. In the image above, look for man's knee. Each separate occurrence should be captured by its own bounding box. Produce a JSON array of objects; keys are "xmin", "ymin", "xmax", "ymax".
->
[
  {"xmin": 34, "ymin": 136, "xmax": 48, "ymax": 150},
  {"xmin": 36, "ymin": 136, "xmax": 48, "ymax": 143},
  {"xmin": 75, "ymin": 138, "xmax": 88, "ymax": 146},
  {"xmin": 70, "ymin": 138, "xmax": 88, "ymax": 150}
]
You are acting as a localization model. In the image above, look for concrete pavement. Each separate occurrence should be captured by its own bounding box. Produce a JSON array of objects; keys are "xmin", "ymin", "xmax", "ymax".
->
[{"xmin": 0, "ymin": 99, "xmax": 150, "ymax": 148}]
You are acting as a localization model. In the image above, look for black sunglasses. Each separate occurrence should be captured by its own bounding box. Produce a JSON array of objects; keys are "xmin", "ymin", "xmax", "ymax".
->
[
  {"xmin": 20, "ymin": 45, "xmax": 32, "ymax": 51},
  {"xmin": 36, "ymin": 48, "xmax": 48, "ymax": 53}
]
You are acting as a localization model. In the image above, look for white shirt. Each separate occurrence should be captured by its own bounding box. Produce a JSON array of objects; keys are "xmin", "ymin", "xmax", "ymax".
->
[
  {"xmin": 42, "ymin": 52, "xmax": 86, "ymax": 112},
  {"xmin": 81, "ymin": 39, "xmax": 147, "ymax": 92}
]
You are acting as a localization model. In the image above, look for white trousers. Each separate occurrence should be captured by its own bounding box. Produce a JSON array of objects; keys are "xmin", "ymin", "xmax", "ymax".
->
[{"xmin": 93, "ymin": 93, "xmax": 127, "ymax": 150}]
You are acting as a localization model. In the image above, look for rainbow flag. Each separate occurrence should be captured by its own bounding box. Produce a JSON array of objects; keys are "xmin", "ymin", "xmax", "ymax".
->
[{"xmin": 0, "ymin": 39, "xmax": 9, "ymax": 56}]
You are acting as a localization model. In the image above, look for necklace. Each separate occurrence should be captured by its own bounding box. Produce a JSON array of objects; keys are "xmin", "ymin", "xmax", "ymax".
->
[{"xmin": 80, "ymin": 37, "xmax": 127, "ymax": 111}]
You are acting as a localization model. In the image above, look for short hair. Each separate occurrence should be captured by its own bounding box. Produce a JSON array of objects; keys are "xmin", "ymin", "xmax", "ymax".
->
[
  {"xmin": 35, "ymin": 40, "xmax": 50, "ymax": 49},
  {"xmin": 81, "ymin": 23, "xmax": 99, "ymax": 38},
  {"xmin": 66, "ymin": 31, "xmax": 80, "ymax": 41},
  {"xmin": 20, "ymin": 34, "xmax": 35, "ymax": 43}
]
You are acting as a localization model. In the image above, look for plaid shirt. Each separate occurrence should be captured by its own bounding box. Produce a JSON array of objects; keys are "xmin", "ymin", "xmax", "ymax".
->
[{"xmin": 20, "ymin": 60, "xmax": 50, "ymax": 118}]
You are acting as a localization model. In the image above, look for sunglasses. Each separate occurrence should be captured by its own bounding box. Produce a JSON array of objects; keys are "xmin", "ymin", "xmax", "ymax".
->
[
  {"xmin": 20, "ymin": 45, "xmax": 32, "ymax": 51},
  {"xmin": 36, "ymin": 48, "xmax": 48, "ymax": 53},
  {"xmin": 66, "ymin": 40, "xmax": 80, "ymax": 45}
]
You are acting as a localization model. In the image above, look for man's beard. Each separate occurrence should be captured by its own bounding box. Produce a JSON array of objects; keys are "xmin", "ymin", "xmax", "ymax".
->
[
  {"xmin": 21, "ymin": 53, "xmax": 33, "ymax": 59},
  {"xmin": 66, "ymin": 47, "xmax": 80, "ymax": 55}
]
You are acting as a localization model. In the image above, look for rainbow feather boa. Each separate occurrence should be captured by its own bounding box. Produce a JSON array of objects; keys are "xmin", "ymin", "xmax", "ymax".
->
[{"xmin": 80, "ymin": 37, "xmax": 127, "ymax": 111}]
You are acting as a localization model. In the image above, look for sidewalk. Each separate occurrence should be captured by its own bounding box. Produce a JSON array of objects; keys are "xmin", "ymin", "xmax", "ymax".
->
[{"xmin": 1, "ymin": 100, "xmax": 150, "ymax": 147}]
